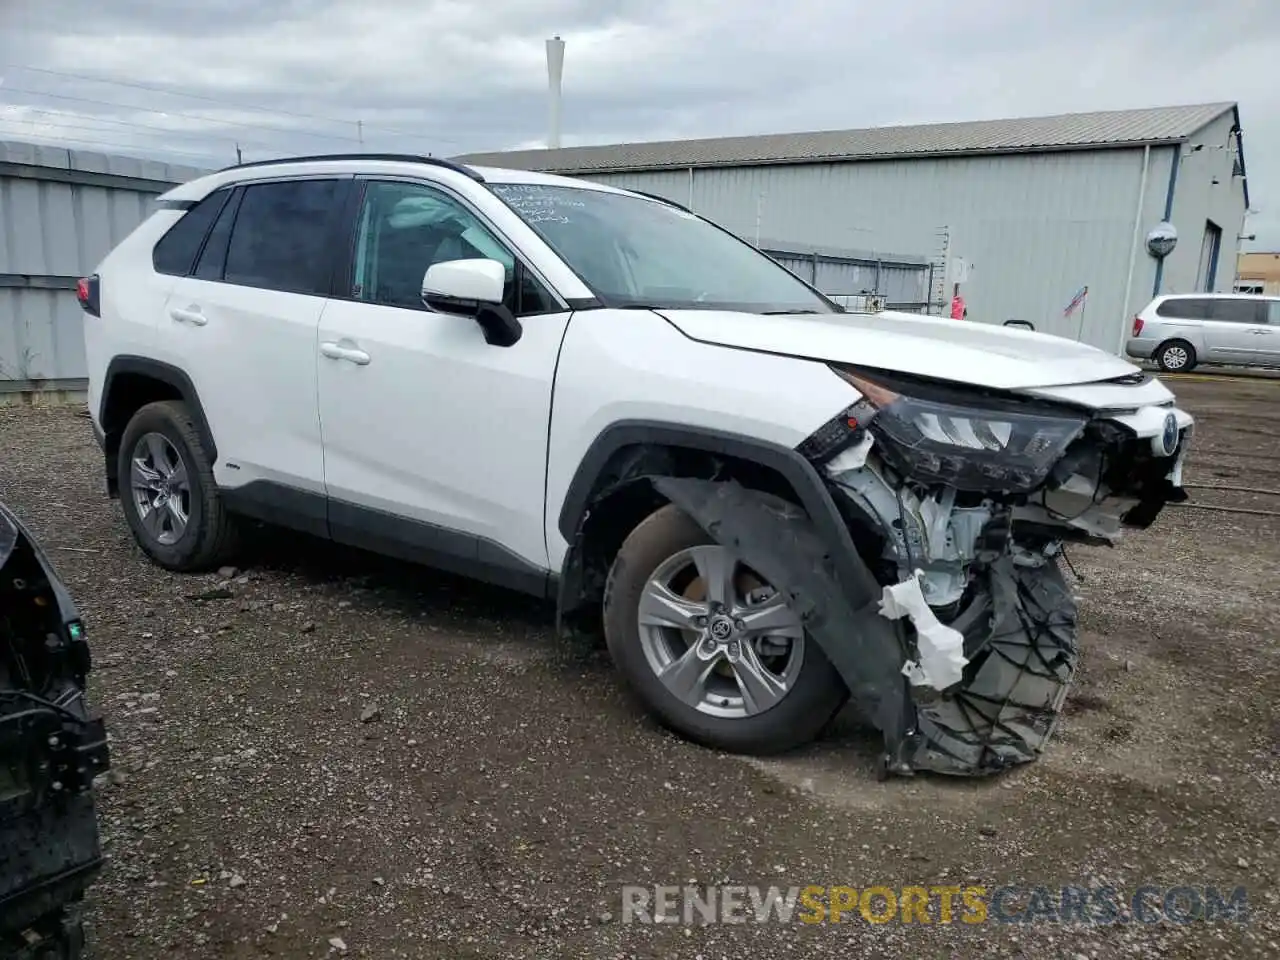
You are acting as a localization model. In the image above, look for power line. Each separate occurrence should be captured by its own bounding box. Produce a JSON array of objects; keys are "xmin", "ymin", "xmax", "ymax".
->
[
  {"xmin": 0, "ymin": 82, "xmax": 370, "ymax": 145},
  {"xmin": 0, "ymin": 62, "xmax": 464, "ymax": 145},
  {"xmin": 0, "ymin": 118, "xmax": 227, "ymax": 160},
  {"xmin": 3, "ymin": 62, "xmax": 359, "ymax": 128},
  {"xmin": 0, "ymin": 104, "xmax": 281, "ymax": 152},
  {"xmin": 0, "ymin": 126, "xmax": 225, "ymax": 162}
]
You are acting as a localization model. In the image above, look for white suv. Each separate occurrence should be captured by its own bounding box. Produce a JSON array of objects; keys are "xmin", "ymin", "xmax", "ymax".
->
[{"xmin": 79, "ymin": 153, "xmax": 1193, "ymax": 778}]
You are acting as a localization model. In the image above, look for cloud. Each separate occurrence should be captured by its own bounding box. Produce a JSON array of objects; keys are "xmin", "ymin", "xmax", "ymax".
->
[{"xmin": 0, "ymin": 0, "xmax": 1274, "ymax": 245}]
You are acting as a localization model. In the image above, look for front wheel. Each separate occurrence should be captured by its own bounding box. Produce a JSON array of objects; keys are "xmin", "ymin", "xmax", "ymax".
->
[{"xmin": 603, "ymin": 503, "xmax": 847, "ymax": 754}]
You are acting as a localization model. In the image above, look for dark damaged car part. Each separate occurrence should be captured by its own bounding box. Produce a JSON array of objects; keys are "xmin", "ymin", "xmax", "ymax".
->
[
  {"xmin": 1, "ymin": 503, "xmax": 110, "ymax": 960},
  {"xmin": 562, "ymin": 366, "xmax": 1188, "ymax": 778}
]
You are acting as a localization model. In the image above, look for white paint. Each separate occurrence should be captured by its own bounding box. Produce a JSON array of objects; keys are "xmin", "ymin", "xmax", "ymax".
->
[
  {"xmin": 423, "ymin": 258, "xmax": 505, "ymax": 304},
  {"xmin": 656, "ymin": 307, "xmax": 1141, "ymax": 390}
]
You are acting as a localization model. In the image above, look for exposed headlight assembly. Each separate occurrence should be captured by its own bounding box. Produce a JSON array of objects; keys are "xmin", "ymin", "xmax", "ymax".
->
[{"xmin": 827, "ymin": 366, "xmax": 1089, "ymax": 493}]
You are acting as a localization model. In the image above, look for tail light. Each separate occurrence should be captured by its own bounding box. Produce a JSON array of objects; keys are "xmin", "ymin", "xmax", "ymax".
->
[
  {"xmin": 76, "ymin": 275, "xmax": 100, "ymax": 317},
  {"xmin": 1131, "ymin": 314, "xmax": 1144, "ymax": 336}
]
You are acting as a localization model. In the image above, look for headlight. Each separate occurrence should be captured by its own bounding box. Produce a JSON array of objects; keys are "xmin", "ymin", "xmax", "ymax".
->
[{"xmin": 828, "ymin": 367, "xmax": 1088, "ymax": 493}]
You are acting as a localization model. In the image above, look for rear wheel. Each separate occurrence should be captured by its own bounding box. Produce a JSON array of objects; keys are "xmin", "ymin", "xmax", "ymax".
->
[
  {"xmin": 603, "ymin": 503, "xmax": 847, "ymax": 754},
  {"xmin": 1155, "ymin": 339, "xmax": 1196, "ymax": 372},
  {"xmin": 117, "ymin": 400, "xmax": 238, "ymax": 571}
]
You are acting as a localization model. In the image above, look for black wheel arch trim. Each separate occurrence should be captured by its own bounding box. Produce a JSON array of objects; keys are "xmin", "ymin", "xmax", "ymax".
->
[
  {"xmin": 555, "ymin": 419, "xmax": 877, "ymax": 600},
  {"xmin": 100, "ymin": 356, "xmax": 218, "ymax": 464}
]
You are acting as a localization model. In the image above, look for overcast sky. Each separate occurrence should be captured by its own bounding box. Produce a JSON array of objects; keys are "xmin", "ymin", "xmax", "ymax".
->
[{"xmin": 1, "ymin": 0, "xmax": 1276, "ymax": 248}]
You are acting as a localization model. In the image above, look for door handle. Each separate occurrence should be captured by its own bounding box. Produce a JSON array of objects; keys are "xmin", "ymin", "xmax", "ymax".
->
[
  {"xmin": 169, "ymin": 306, "xmax": 207, "ymax": 326},
  {"xmin": 320, "ymin": 341, "xmax": 371, "ymax": 365},
  {"xmin": 1250, "ymin": 329, "xmax": 1272, "ymax": 335}
]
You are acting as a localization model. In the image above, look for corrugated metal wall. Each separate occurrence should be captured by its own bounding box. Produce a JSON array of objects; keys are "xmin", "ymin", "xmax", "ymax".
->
[
  {"xmin": 0, "ymin": 139, "xmax": 209, "ymax": 393},
  {"xmin": 578, "ymin": 146, "xmax": 1238, "ymax": 352},
  {"xmin": 761, "ymin": 243, "xmax": 928, "ymax": 306}
]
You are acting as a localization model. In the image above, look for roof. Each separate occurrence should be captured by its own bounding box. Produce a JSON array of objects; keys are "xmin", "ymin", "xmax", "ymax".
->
[{"xmin": 453, "ymin": 102, "xmax": 1239, "ymax": 174}]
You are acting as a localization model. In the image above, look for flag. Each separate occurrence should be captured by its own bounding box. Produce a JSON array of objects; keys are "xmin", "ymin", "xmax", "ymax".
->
[{"xmin": 1063, "ymin": 285, "xmax": 1088, "ymax": 317}]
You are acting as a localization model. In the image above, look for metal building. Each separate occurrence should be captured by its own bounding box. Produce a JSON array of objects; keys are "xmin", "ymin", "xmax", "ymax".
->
[
  {"xmin": 457, "ymin": 102, "xmax": 1251, "ymax": 354},
  {"xmin": 0, "ymin": 139, "xmax": 208, "ymax": 401}
]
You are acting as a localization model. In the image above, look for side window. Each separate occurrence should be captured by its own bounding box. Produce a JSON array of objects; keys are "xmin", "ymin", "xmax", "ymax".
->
[
  {"xmin": 223, "ymin": 179, "xmax": 343, "ymax": 295},
  {"xmin": 152, "ymin": 189, "xmax": 230, "ymax": 276},
  {"xmin": 1268, "ymin": 301, "xmax": 1280, "ymax": 325},
  {"xmin": 350, "ymin": 180, "xmax": 558, "ymax": 315},
  {"xmin": 1156, "ymin": 298, "xmax": 1213, "ymax": 320},
  {"xmin": 1210, "ymin": 299, "xmax": 1264, "ymax": 324},
  {"xmin": 193, "ymin": 189, "xmax": 242, "ymax": 281}
]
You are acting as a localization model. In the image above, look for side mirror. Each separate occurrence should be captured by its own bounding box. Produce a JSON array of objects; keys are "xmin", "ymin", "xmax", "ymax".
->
[
  {"xmin": 423, "ymin": 258, "xmax": 505, "ymax": 309},
  {"xmin": 421, "ymin": 258, "xmax": 522, "ymax": 347}
]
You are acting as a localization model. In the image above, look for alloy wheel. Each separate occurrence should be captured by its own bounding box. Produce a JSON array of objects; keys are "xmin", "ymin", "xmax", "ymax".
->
[
  {"xmin": 636, "ymin": 544, "xmax": 805, "ymax": 718},
  {"xmin": 129, "ymin": 432, "xmax": 191, "ymax": 546}
]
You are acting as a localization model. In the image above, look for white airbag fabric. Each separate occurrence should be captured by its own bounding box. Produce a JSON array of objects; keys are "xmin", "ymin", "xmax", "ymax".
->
[{"xmin": 878, "ymin": 572, "xmax": 968, "ymax": 690}]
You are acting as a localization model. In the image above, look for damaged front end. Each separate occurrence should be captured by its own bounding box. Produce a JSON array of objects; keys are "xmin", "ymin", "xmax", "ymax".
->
[
  {"xmin": 658, "ymin": 366, "xmax": 1190, "ymax": 778},
  {"xmin": 1, "ymin": 503, "xmax": 110, "ymax": 958}
]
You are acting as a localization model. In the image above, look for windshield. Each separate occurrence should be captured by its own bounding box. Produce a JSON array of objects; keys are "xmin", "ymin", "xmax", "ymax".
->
[{"xmin": 488, "ymin": 183, "xmax": 836, "ymax": 314}]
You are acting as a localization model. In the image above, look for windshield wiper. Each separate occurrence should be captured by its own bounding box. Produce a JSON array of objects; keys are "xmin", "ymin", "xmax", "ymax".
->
[{"xmin": 761, "ymin": 309, "xmax": 823, "ymax": 315}]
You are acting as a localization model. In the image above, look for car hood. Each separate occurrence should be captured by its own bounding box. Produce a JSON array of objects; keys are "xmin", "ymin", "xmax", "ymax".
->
[{"xmin": 656, "ymin": 308, "xmax": 1141, "ymax": 391}]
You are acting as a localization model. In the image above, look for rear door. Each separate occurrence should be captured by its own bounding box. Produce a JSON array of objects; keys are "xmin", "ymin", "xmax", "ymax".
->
[
  {"xmin": 1204, "ymin": 298, "xmax": 1268, "ymax": 363},
  {"xmin": 159, "ymin": 176, "xmax": 351, "ymax": 514}
]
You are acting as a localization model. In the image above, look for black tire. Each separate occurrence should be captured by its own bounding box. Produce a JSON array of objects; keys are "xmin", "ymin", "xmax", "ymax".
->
[
  {"xmin": 117, "ymin": 400, "xmax": 239, "ymax": 571},
  {"xmin": 603, "ymin": 502, "xmax": 847, "ymax": 754},
  {"xmin": 1155, "ymin": 339, "xmax": 1196, "ymax": 373},
  {"xmin": 909, "ymin": 559, "xmax": 1078, "ymax": 775}
]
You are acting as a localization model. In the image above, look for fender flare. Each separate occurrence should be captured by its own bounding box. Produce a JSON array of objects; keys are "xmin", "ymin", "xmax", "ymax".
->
[
  {"xmin": 100, "ymin": 356, "xmax": 218, "ymax": 464},
  {"xmin": 556, "ymin": 419, "xmax": 882, "ymax": 600}
]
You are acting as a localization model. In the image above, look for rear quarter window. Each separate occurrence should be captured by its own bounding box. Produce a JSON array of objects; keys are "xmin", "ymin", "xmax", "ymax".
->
[{"xmin": 151, "ymin": 190, "xmax": 231, "ymax": 276}]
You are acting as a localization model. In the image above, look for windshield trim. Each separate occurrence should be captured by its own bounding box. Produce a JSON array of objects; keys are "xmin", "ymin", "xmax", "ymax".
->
[{"xmin": 484, "ymin": 181, "xmax": 842, "ymax": 315}]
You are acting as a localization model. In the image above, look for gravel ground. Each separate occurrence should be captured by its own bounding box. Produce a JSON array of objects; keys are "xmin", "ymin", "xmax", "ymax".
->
[{"xmin": 1, "ymin": 374, "xmax": 1277, "ymax": 959}]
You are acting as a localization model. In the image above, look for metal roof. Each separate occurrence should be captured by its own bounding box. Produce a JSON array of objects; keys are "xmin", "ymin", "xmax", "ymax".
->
[{"xmin": 454, "ymin": 102, "xmax": 1238, "ymax": 174}]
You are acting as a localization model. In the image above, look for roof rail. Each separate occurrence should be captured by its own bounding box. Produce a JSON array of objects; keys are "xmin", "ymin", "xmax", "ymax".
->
[{"xmin": 216, "ymin": 153, "xmax": 485, "ymax": 182}]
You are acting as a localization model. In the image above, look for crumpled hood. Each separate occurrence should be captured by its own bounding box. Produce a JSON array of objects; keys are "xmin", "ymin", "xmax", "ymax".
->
[{"xmin": 656, "ymin": 308, "xmax": 1141, "ymax": 391}]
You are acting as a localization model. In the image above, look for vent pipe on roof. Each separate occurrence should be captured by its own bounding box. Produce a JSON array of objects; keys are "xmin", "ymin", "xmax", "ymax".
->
[{"xmin": 546, "ymin": 35, "xmax": 565, "ymax": 150}]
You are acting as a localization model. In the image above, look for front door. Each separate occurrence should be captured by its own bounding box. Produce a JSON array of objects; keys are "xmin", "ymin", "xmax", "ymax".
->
[{"xmin": 315, "ymin": 178, "xmax": 570, "ymax": 591}]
